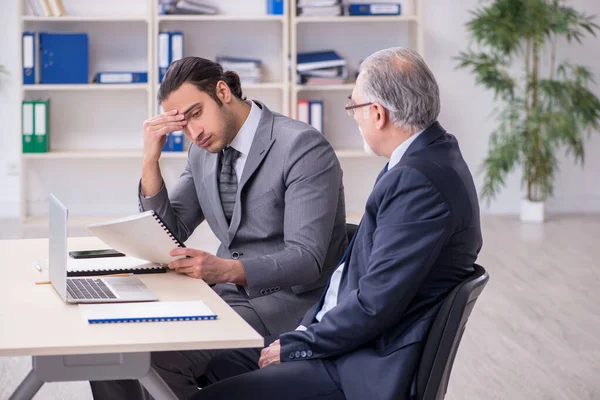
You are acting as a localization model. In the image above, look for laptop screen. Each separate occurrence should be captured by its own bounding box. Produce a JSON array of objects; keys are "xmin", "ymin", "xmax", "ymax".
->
[{"xmin": 49, "ymin": 194, "xmax": 68, "ymax": 301}]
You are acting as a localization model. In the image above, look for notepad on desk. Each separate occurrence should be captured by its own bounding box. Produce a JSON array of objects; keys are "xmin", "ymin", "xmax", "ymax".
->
[
  {"xmin": 79, "ymin": 301, "xmax": 217, "ymax": 324},
  {"xmin": 67, "ymin": 256, "xmax": 167, "ymax": 277}
]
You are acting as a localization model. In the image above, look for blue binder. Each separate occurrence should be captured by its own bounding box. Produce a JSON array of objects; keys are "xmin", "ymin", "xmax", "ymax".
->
[
  {"xmin": 348, "ymin": 3, "xmax": 401, "ymax": 16},
  {"xmin": 40, "ymin": 33, "xmax": 89, "ymax": 84},
  {"xmin": 22, "ymin": 32, "xmax": 35, "ymax": 84},
  {"xmin": 267, "ymin": 0, "xmax": 284, "ymax": 15},
  {"xmin": 96, "ymin": 72, "xmax": 148, "ymax": 84}
]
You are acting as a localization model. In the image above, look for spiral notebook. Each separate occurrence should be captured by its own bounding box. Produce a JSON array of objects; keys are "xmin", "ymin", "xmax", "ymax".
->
[
  {"xmin": 87, "ymin": 211, "xmax": 186, "ymax": 265},
  {"xmin": 79, "ymin": 301, "xmax": 217, "ymax": 324},
  {"xmin": 67, "ymin": 256, "xmax": 167, "ymax": 277}
]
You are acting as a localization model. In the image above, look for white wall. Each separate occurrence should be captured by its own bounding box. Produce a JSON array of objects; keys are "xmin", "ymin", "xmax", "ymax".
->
[{"xmin": 1, "ymin": 0, "xmax": 599, "ymax": 219}]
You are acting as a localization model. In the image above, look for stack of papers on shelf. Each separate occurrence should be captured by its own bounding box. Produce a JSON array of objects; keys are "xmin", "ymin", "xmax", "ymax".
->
[
  {"xmin": 159, "ymin": 0, "xmax": 219, "ymax": 15},
  {"xmin": 217, "ymin": 57, "xmax": 262, "ymax": 84},
  {"xmin": 297, "ymin": 0, "xmax": 344, "ymax": 17},
  {"xmin": 297, "ymin": 50, "xmax": 348, "ymax": 85}
]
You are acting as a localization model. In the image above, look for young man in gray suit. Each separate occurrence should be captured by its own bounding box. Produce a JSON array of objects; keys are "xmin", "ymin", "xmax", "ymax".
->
[
  {"xmin": 90, "ymin": 57, "xmax": 347, "ymax": 399},
  {"xmin": 192, "ymin": 47, "xmax": 483, "ymax": 400}
]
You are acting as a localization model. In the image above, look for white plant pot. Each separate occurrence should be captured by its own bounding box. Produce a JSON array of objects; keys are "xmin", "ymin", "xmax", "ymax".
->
[{"xmin": 520, "ymin": 199, "xmax": 545, "ymax": 223}]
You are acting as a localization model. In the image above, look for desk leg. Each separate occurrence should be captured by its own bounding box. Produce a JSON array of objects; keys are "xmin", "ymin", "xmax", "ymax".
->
[
  {"xmin": 7, "ymin": 353, "xmax": 177, "ymax": 400},
  {"xmin": 139, "ymin": 367, "xmax": 179, "ymax": 400},
  {"xmin": 8, "ymin": 369, "xmax": 44, "ymax": 400}
]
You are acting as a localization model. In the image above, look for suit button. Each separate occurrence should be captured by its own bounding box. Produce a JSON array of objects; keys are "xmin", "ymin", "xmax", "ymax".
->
[
  {"xmin": 231, "ymin": 251, "xmax": 241, "ymax": 260},
  {"xmin": 289, "ymin": 352, "xmax": 295, "ymax": 359},
  {"xmin": 260, "ymin": 290, "xmax": 266, "ymax": 295},
  {"xmin": 275, "ymin": 286, "xmax": 280, "ymax": 291},
  {"xmin": 295, "ymin": 351, "xmax": 301, "ymax": 358},
  {"xmin": 301, "ymin": 351, "xmax": 306, "ymax": 358},
  {"xmin": 307, "ymin": 350, "xmax": 312, "ymax": 357}
]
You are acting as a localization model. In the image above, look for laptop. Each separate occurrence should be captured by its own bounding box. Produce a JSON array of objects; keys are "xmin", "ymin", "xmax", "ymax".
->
[{"xmin": 49, "ymin": 194, "xmax": 159, "ymax": 304}]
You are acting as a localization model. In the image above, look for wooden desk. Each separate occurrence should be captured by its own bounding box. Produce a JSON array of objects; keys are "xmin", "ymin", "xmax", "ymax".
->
[{"xmin": 0, "ymin": 237, "xmax": 263, "ymax": 400}]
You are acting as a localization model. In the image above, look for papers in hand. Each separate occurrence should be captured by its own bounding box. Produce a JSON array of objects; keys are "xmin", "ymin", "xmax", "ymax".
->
[{"xmin": 87, "ymin": 211, "xmax": 185, "ymax": 265}]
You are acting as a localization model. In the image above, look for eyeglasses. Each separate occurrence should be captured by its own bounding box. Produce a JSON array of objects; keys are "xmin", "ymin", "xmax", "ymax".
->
[{"xmin": 344, "ymin": 102, "xmax": 373, "ymax": 117}]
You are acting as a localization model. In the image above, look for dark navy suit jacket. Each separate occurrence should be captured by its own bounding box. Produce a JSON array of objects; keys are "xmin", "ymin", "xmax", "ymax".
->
[{"xmin": 279, "ymin": 122, "xmax": 483, "ymax": 400}]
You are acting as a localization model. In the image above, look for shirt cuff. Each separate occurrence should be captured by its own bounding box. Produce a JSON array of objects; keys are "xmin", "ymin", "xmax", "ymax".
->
[{"xmin": 295, "ymin": 325, "xmax": 308, "ymax": 331}]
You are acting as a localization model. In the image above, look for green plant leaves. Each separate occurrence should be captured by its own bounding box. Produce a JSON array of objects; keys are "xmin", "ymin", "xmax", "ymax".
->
[{"xmin": 457, "ymin": 0, "xmax": 600, "ymax": 202}]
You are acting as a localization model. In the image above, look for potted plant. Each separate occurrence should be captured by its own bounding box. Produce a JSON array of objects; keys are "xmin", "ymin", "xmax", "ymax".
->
[{"xmin": 457, "ymin": 0, "xmax": 600, "ymax": 223}]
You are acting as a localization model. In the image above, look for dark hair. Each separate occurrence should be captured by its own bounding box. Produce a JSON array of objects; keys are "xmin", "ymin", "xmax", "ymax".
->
[{"xmin": 157, "ymin": 56, "xmax": 245, "ymax": 105}]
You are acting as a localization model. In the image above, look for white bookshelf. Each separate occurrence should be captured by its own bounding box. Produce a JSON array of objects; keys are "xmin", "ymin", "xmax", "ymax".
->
[
  {"xmin": 22, "ymin": 84, "xmax": 150, "ymax": 91},
  {"xmin": 17, "ymin": 0, "xmax": 423, "ymax": 220},
  {"xmin": 290, "ymin": 0, "xmax": 423, "ymax": 213},
  {"xmin": 152, "ymin": 0, "xmax": 290, "ymax": 116},
  {"xmin": 18, "ymin": 0, "xmax": 154, "ymax": 220}
]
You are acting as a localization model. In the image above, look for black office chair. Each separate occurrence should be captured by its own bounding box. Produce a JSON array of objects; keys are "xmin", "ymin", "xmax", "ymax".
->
[
  {"xmin": 415, "ymin": 263, "xmax": 489, "ymax": 400},
  {"xmin": 345, "ymin": 223, "xmax": 359, "ymax": 244}
]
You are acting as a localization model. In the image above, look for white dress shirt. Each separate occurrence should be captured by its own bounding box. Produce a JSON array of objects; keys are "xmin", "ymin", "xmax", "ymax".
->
[
  {"xmin": 226, "ymin": 100, "xmax": 262, "ymax": 182},
  {"xmin": 312, "ymin": 129, "xmax": 424, "ymax": 323}
]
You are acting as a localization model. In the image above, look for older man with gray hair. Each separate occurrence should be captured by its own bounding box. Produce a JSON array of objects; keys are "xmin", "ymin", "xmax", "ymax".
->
[{"xmin": 192, "ymin": 47, "xmax": 483, "ymax": 400}]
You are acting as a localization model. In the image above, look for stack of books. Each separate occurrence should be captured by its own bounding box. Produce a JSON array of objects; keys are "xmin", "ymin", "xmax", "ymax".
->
[
  {"xmin": 296, "ymin": 50, "xmax": 347, "ymax": 85},
  {"xmin": 159, "ymin": 0, "xmax": 219, "ymax": 15},
  {"xmin": 28, "ymin": 0, "xmax": 66, "ymax": 16},
  {"xmin": 216, "ymin": 57, "xmax": 262, "ymax": 84},
  {"xmin": 297, "ymin": 0, "xmax": 343, "ymax": 17}
]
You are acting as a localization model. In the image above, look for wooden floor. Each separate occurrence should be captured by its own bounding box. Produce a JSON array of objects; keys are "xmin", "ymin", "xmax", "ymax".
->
[{"xmin": 0, "ymin": 215, "xmax": 599, "ymax": 399}]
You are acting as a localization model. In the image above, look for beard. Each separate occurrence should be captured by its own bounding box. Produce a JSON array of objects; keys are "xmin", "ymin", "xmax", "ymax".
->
[{"xmin": 359, "ymin": 127, "xmax": 376, "ymax": 155}]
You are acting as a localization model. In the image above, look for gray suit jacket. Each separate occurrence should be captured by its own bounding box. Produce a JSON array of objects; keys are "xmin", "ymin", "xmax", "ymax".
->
[{"xmin": 139, "ymin": 101, "xmax": 347, "ymax": 334}]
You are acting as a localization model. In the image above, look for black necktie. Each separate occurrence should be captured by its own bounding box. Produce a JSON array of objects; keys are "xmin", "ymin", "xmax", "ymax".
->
[{"xmin": 219, "ymin": 147, "xmax": 241, "ymax": 224}]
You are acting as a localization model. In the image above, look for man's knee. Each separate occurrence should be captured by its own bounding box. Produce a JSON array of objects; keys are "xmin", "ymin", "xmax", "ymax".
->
[{"xmin": 204, "ymin": 348, "xmax": 261, "ymax": 385}]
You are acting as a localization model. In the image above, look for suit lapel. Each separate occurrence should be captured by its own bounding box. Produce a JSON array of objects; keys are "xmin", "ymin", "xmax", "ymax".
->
[
  {"xmin": 203, "ymin": 151, "xmax": 230, "ymax": 243},
  {"xmin": 228, "ymin": 102, "xmax": 276, "ymax": 241}
]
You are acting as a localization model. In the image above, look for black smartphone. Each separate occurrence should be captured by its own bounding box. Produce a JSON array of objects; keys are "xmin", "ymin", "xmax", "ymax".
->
[{"xmin": 68, "ymin": 249, "xmax": 125, "ymax": 259}]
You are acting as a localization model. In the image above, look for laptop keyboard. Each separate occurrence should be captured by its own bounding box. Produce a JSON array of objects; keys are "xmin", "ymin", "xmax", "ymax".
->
[{"xmin": 67, "ymin": 278, "xmax": 117, "ymax": 300}]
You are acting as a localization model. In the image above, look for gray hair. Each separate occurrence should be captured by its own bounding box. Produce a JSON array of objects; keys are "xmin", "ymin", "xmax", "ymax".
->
[{"xmin": 358, "ymin": 47, "xmax": 440, "ymax": 133}]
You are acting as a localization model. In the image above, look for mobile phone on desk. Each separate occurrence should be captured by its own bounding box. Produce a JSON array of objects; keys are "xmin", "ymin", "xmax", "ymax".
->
[{"xmin": 68, "ymin": 249, "xmax": 125, "ymax": 259}]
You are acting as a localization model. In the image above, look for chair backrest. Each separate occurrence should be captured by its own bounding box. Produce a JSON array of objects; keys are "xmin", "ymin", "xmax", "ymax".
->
[
  {"xmin": 346, "ymin": 223, "xmax": 359, "ymax": 244},
  {"xmin": 415, "ymin": 263, "xmax": 489, "ymax": 400}
]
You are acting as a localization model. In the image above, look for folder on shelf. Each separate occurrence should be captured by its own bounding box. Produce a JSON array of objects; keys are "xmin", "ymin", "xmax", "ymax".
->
[
  {"xmin": 297, "ymin": 50, "xmax": 346, "ymax": 72},
  {"xmin": 170, "ymin": 32, "xmax": 184, "ymax": 64},
  {"xmin": 95, "ymin": 72, "xmax": 148, "ymax": 84},
  {"xmin": 297, "ymin": 100, "xmax": 310, "ymax": 124},
  {"xmin": 79, "ymin": 301, "xmax": 217, "ymax": 324},
  {"xmin": 47, "ymin": 0, "xmax": 65, "ymax": 16},
  {"xmin": 40, "ymin": 32, "xmax": 88, "ymax": 84},
  {"xmin": 309, "ymin": 101, "xmax": 323, "ymax": 134},
  {"xmin": 158, "ymin": 32, "xmax": 170, "ymax": 83},
  {"xmin": 36, "ymin": 0, "xmax": 52, "ymax": 17},
  {"xmin": 171, "ymin": 131, "xmax": 184, "ymax": 151},
  {"xmin": 267, "ymin": 0, "xmax": 284, "ymax": 15},
  {"xmin": 28, "ymin": 0, "xmax": 43, "ymax": 16},
  {"xmin": 33, "ymin": 100, "xmax": 49, "ymax": 153},
  {"xmin": 22, "ymin": 101, "xmax": 35, "ymax": 153},
  {"xmin": 348, "ymin": 3, "xmax": 401, "ymax": 16},
  {"xmin": 22, "ymin": 32, "xmax": 35, "ymax": 85}
]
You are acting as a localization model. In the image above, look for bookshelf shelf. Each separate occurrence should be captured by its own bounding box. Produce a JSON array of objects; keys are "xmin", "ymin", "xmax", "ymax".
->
[
  {"xmin": 294, "ymin": 83, "xmax": 355, "ymax": 92},
  {"xmin": 23, "ymin": 84, "xmax": 150, "ymax": 91},
  {"xmin": 22, "ymin": 150, "xmax": 188, "ymax": 160},
  {"xmin": 295, "ymin": 15, "xmax": 418, "ymax": 24},
  {"xmin": 335, "ymin": 149, "xmax": 378, "ymax": 158},
  {"xmin": 157, "ymin": 15, "xmax": 285, "ymax": 22},
  {"xmin": 21, "ymin": 16, "xmax": 150, "ymax": 22},
  {"xmin": 244, "ymin": 82, "xmax": 286, "ymax": 90}
]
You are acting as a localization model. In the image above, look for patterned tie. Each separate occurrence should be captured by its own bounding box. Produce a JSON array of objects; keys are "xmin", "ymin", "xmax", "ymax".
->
[{"xmin": 219, "ymin": 147, "xmax": 241, "ymax": 224}]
